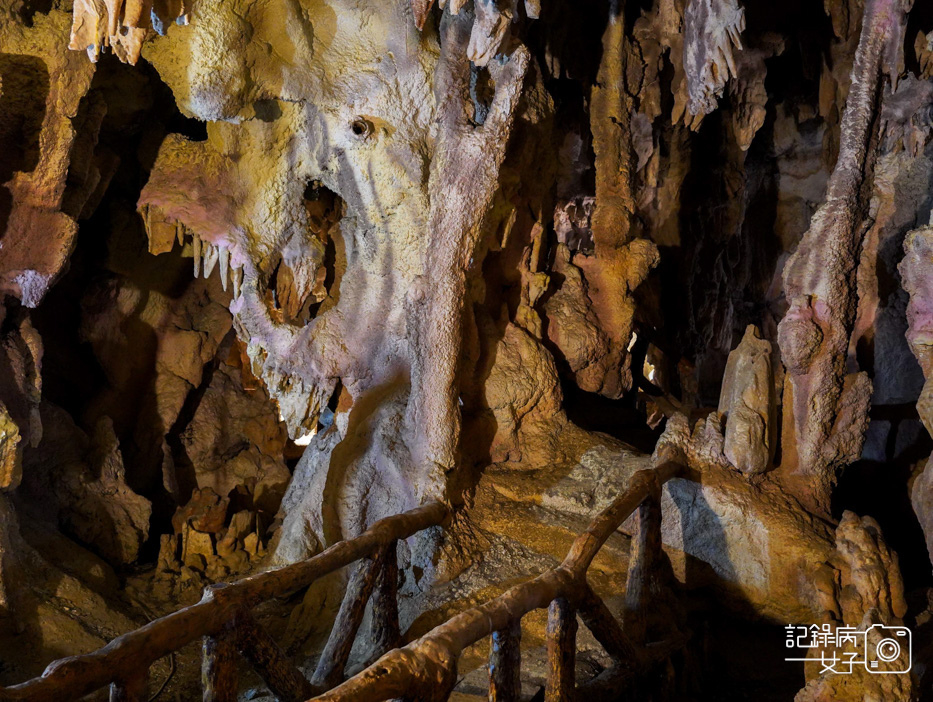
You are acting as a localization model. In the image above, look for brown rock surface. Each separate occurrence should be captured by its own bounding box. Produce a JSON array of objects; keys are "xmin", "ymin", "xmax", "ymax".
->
[
  {"xmin": 22, "ymin": 406, "xmax": 150, "ymax": 565},
  {"xmin": 718, "ymin": 325, "xmax": 776, "ymax": 474}
]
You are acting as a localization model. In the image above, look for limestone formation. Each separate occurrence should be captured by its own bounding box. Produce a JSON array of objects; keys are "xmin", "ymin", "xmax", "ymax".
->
[
  {"xmin": 718, "ymin": 325, "xmax": 775, "ymax": 474},
  {"xmin": 901, "ymin": 226, "xmax": 933, "ymax": 568},
  {"xmin": 582, "ymin": 4, "xmax": 661, "ymax": 398},
  {"xmin": 543, "ymin": 244, "xmax": 615, "ymax": 394},
  {"xmin": 0, "ymin": 0, "xmax": 931, "ymax": 698},
  {"xmin": 22, "ymin": 407, "xmax": 151, "ymax": 565},
  {"xmin": 683, "ymin": 0, "xmax": 745, "ymax": 123},
  {"xmin": 68, "ymin": 417, "xmax": 152, "ymax": 565},
  {"xmin": 795, "ymin": 512, "xmax": 914, "ymax": 701},
  {"xmin": 69, "ymin": 0, "xmax": 189, "ymax": 64},
  {"xmin": 778, "ymin": 0, "xmax": 912, "ymax": 509},
  {"xmin": 0, "ymin": 402, "xmax": 22, "ymax": 491},
  {"xmin": 0, "ymin": 10, "xmax": 97, "ymax": 308}
]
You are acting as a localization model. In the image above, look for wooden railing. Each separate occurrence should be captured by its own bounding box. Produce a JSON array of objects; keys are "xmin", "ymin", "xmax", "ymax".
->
[
  {"xmin": 0, "ymin": 459, "xmax": 688, "ymax": 702},
  {"xmin": 0, "ymin": 501, "xmax": 449, "ymax": 702},
  {"xmin": 311, "ymin": 459, "xmax": 687, "ymax": 702}
]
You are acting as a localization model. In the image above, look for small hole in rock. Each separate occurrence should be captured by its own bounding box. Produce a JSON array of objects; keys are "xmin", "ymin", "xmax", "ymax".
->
[{"xmin": 350, "ymin": 117, "xmax": 373, "ymax": 138}]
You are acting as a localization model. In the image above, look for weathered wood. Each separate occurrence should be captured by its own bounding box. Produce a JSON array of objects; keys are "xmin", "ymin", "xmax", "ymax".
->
[
  {"xmin": 575, "ymin": 582, "xmax": 639, "ymax": 665},
  {"xmin": 545, "ymin": 597, "xmax": 576, "ymax": 702},
  {"xmin": 1, "ymin": 460, "xmax": 687, "ymax": 702},
  {"xmin": 108, "ymin": 669, "xmax": 148, "ymax": 702},
  {"xmin": 202, "ymin": 620, "xmax": 238, "ymax": 702},
  {"xmin": 370, "ymin": 542, "xmax": 400, "ymax": 658},
  {"xmin": 312, "ymin": 462, "xmax": 686, "ymax": 702},
  {"xmin": 623, "ymin": 494, "xmax": 662, "ymax": 644},
  {"xmin": 311, "ymin": 547, "xmax": 387, "ymax": 691},
  {"xmin": 0, "ymin": 501, "xmax": 447, "ymax": 702},
  {"xmin": 562, "ymin": 461, "xmax": 680, "ymax": 573},
  {"xmin": 234, "ymin": 610, "xmax": 315, "ymax": 702},
  {"xmin": 488, "ymin": 619, "xmax": 521, "ymax": 702}
]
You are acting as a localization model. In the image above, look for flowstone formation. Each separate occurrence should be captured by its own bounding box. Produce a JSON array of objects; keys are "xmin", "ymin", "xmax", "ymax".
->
[
  {"xmin": 0, "ymin": 0, "xmax": 932, "ymax": 698},
  {"xmin": 778, "ymin": 0, "xmax": 912, "ymax": 511}
]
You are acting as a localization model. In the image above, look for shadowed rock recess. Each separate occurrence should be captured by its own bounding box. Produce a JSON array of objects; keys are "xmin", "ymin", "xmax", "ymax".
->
[{"xmin": 1, "ymin": 0, "xmax": 933, "ymax": 699}]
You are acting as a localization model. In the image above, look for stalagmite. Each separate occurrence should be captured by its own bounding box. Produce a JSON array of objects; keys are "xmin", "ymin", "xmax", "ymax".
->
[
  {"xmin": 777, "ymin": 0, "xmax": 913, "ymax": 509},
  {"xmin": 718, "ymin": 325, "xmax": 776, "ymax": 474}
]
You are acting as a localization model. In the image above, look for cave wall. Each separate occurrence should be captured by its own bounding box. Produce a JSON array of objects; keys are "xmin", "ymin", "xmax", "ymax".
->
[{"xmin": 1, "ymin": 0, "xmax": 933, "ymax": 696}]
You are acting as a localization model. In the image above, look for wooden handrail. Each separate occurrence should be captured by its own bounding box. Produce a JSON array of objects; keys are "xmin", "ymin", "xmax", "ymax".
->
[
  {"xmin": 0, "ymin": 459, "xmax": 689, "ymax": 702},
  {"xmin": 0, "ymin": 501, "xmax": 449, "ymax": 702},
  {"xmin": 311, "ymin": 460, "xmax": 685, "ymax": 702}
]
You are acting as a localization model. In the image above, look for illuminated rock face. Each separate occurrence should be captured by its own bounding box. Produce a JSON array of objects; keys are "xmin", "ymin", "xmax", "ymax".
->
[
  {"xmin": 132, "ymin": 0, "xmax": 537, "ymax": 550},
  {"xmin": 2, "ymin": 0, "xmax": 933, "ymax": 696}
]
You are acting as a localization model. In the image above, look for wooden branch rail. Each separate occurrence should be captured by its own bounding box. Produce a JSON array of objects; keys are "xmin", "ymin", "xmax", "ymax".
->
[
  {"xmin": 1, "ymin": 459, "xmax": 688, "ymax": 702},
  {"xmin": 0, "ymin": 501, "xmax": 449, "ymax": 702},
  {"xmin": 311, "ymin": 459, "xmax": 686, "ymax": 702}
]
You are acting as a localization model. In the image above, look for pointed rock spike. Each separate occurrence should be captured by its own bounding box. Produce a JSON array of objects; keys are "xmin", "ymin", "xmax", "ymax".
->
[
  {"xmin": 410, "ymin": 0, "xmax": 435, "ymax": 29},
  {"xmin": 232, "ymin": 266, "xmax": 243, "ymax": 299},
  {"xmin": 219, "ymin": 247, "xmax": 229, "ymax": 291},
  {"xmin": 192, "ymin": 234, "xmax": 202, "ymax": 278},
  {"xmin": 204, "ymin": 243, "xmax": 219, "ymax": 279}
]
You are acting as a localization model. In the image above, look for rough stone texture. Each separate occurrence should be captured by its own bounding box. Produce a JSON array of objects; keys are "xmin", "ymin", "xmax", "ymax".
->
[
  {"xmin": 0, "ymin": 314, "xmax": 44, "ymax": 451},
  {"xmin": 795, "ymin": 512, "xmax": 914, "ymax": 701},
  {"xmin": 0, "ymin": 10, "xmax": 97, "ymax": 308},
  {"xmin": 900, "ymin": 226, "xmax": 933, "ymax": 569},
  {"xmin": 0, "ymin": 402, "xmax": 22, "ymax": 491},
  {"xmin": 580, "ymin": 5, "xmax": 660, "ymax": 398},
  {"xmin": 22, "ymin": 405, "xmax": 151, "ymax": 565},
  {"xmin": 172, "ymin": 486, "xmax": 228, "ymax": 535},
  {"xmin": 127, "ymin": 0, "xmax": 534, "ymax": 559},
  {"xmin": 274, "ymin": 385, "xmax": 421, "ymax": 564},
  {"xmin": 68, "ymin": 416, "xmax": 152, "ymax": 565},
  {"xmin": 543, "ymin": 244, "xmax": 613, "ymax": 394},
  {"xmin": 777, "ymin": 0, "xmax": 912, "ymax": 510},
  {"xmin": 683, "ymin": 0, "xmax": 745, "ymax": 122},
  {"xmin": 718, "ymin": 324, "xmax": 775, "ymax": 474},
  {"xmin": 900, "ymin": 227, "xmax": 933, "ymax": 438},
  {"xmin": 69, "ymin": 0, "xmax": 189, "ymax": 64},
  {"xmin": 79, "ymin": 274, "xmax": 233, "ymax": 496},
  {"xmin": 0, "ymin": 0, "xmax": 931, "ymax": 697},
  {"xmin": 180, "ymin": 359, "xmax": 291, "ymax": 511},
  {"xmin": 479, "ymin": 322, "xmax": 563, "ymax": 465}
]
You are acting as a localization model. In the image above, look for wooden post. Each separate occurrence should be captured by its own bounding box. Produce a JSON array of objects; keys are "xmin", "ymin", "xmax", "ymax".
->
[
  {"xmin": 109, "ymin": 669, "xmax": 148, "ymax": 702},
  {"xmin": 203, "ymin": 620, "xmax": 238, "ymax": 702},
  {"xmin": 370, "ymin": 541, "xmax": 400, "ymax": 658},
  {"xmin": 311, "ymin": 547, "xmax": 387, "ymax": 690},
  {"xmin": 489, "ymin": 619, "xmax": 521, "ymax": 702},
  {"xmin": 235, "ymin": 610, "xmax": 316, "ymax": 702},
  {"xmin": 623, "ymin": 495, "xmax": 661, "ymax": 644},
  {"xmin": 576, "ymin": 582, "xmax": 639, "ymax": 666},
  {"xmin": 545, "ymin": 597, "xmax": 576, "ymax": 702},
  {"xmin": 0, "ymin": 501, "xmax": 449, "ymax": 702}
]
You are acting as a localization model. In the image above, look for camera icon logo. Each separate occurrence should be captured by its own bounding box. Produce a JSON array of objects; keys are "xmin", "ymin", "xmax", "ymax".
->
[{"xmin": 864, "ymin": 625, "xmax": 912, "ymax": 674}]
